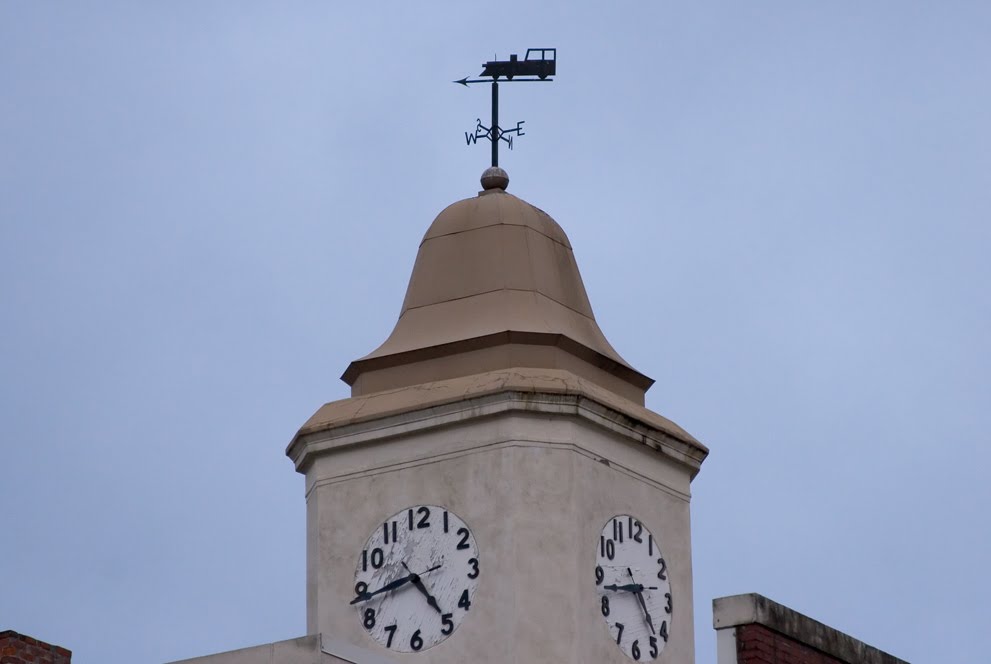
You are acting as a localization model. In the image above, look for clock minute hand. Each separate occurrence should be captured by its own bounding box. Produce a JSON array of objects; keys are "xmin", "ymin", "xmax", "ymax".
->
[
  {"xmin": 349, "ymin": 564, "xmax": 444, "ymax": 605},
  {"xmin": 350, "ymin": 575, "xmax": 411, "ymax": 604}
]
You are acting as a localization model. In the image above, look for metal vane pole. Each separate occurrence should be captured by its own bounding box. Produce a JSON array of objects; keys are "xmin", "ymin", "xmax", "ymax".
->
[{"xmin": 491, "ymin": 80, "xmax": 499, "ymax": 167}]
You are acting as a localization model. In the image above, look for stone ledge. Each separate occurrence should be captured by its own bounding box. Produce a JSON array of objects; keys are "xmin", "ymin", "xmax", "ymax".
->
[{"xmin": 713, "ymin": 593, "xmax": 909, "ymax": 664}]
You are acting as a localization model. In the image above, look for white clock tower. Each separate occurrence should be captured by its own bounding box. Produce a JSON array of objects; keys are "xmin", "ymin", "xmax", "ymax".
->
[{"xmin": 286, "ymin": 168, "xmax": 708, "ymax": 663}]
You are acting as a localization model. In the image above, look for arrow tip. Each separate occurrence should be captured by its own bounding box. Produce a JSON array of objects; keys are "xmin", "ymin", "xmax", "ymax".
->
[{"xmin": 454, "ymin": 77, "xmax": 469, "ymax": 87}]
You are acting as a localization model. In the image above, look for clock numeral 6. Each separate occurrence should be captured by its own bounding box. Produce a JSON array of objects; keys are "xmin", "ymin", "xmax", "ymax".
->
[
  {"xmin": 410, "ymin": 629, "xmax": 423, "ymax": 651},
  {"xmin": 631, "ymin": 639, "xmax": 641, "ymax": 660}
]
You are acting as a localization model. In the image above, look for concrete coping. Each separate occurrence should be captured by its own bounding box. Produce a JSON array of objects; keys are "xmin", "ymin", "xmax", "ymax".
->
[{"xmin": 713, "ymin": 593, "xmax": 909, "ymax": 664}]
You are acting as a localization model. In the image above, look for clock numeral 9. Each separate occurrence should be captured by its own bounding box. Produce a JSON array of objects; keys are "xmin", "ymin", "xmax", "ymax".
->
[
  {"xmin": 354, "ymin": 581, "xmax": 368, "ymax": 598},
  {"xmin": 410, "ymin": 629, "xmax": 423, "ymax": 651},
  {"xmin": 601, "ymin": 595, "xmax": 610, "ymax": 616},
  {"xmin": 595, "ymin": 565, "xmax": 604, "ymax": 585},
  {"xmin": 363, "ymin": 608, "xmax": 376, "ymax": 629}
]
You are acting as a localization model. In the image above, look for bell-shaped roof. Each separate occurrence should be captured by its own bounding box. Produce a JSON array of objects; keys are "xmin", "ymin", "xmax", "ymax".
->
[{"xmin": 343, "ymin": 170, "xmax": 653, "ymax": 403}]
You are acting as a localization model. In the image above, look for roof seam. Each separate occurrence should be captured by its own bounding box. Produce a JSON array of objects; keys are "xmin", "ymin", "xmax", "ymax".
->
[{"xmin": 398, "ymin": 287, "xmax": 598, "ymax": 321}]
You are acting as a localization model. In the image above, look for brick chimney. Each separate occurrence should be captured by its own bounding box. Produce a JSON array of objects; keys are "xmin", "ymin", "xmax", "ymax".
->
[{"xmin": 0, "ymin": 631, "xmax": 71, "ymax": 664}]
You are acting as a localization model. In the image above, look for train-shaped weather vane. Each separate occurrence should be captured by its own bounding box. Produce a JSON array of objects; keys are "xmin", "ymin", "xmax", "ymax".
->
[{"xmin": 455, "ymin": 48, "xmax": 556, "ymax": 168}]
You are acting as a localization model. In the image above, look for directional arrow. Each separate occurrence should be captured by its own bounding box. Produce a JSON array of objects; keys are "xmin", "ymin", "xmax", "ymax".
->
[{"xmin": 454, "ymin": 76, "xmax": 553, "ymax": 86}]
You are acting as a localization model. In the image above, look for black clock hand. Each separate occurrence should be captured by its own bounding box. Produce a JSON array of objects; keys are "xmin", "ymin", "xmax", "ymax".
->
[
  {"xmin": 350, "ymin": 563, "xmax": 443, "ymax": 604},
  {"xmin": 628, "ymin": 568, "xmax": 656, "ymax": 635},
  {"xmin": 402, "ymin": 561, "xmax": 444, "ymax": 614},
  {"xmin": 603, "ymin": 582, "xmax": 658, "ymax": 593}
]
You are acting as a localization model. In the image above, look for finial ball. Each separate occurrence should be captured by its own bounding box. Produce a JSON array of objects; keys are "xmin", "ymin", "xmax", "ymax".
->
[{"xmin": 480, "ymin": 167, "xmax": 509, "ymax": 191}]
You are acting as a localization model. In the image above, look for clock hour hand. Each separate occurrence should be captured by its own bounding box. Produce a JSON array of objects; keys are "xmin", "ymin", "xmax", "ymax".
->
[
  {"xmin": 402, "ymin": 561, "xmax": 444, "ymax": 614},
  {"xmin": 628, "ymin": 568, "xmax": 656, "ymax": 635},
  {"xmin": 350, "ymin": 563, "xmax": 443, "ymax": 604}
]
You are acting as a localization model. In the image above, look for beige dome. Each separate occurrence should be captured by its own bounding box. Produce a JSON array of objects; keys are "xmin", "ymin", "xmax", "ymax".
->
[{"xmin": 343, "ymin": 185, "xmax": 653, "ymax": 403}]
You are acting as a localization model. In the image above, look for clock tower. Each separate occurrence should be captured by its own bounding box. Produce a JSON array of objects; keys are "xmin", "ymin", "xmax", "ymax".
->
[{"xmin": 286, "ymin": 168, "xmax": 708, "ymax": 663}]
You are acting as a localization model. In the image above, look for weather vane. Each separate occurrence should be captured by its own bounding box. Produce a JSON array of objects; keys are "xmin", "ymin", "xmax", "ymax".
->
[{"xmin": 455, "ymin": 48, "xmax": 556, "ymax": 168}]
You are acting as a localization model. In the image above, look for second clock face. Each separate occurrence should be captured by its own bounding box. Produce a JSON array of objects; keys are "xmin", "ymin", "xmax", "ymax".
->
[
  {"xmin": 351, "ymin": 505, "xmax": 480, "ymax": 653},
  {"xmin": 595, "ymin": 515, "xmax": 672, "ymax": 661}
]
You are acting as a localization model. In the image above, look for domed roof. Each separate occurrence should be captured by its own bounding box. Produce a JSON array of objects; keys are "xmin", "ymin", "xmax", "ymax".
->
[{"xmin": 342, "ymin": 177, "xmax": 653, "ymax": 402}]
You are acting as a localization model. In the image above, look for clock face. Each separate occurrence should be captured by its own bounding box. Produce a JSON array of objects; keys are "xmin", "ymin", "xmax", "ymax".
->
[
  {"xmin": 595, "ymin": 515, "xmax": 672, "ymax": 661},
  {"xmin": 351, "ymin": 505, "xmax": 480, "ymax": 652}
]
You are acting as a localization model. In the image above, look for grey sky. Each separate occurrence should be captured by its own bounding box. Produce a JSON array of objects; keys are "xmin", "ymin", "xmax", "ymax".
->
[{"xmin": 1, "ymin": 2, "xmax": 988, "ymax": 663}]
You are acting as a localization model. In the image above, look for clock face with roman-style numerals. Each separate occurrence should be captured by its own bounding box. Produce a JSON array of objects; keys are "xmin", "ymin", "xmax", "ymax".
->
[
  {"xmin": 350, "ymin": 505, "xmax": 480, "ymax": 653},
  {"xmin": 595, "ymin": 515, "xmax": 672, "ymax": 661}
]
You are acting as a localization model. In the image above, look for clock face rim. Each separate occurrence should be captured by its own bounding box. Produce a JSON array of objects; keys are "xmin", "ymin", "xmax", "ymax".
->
[
  {"xmin": 352, "ymin": 504, "xmax": 480, "ymax": 653},
  {"xmin": 595, "ymin": 514, "xmax": 672, "ymax": 661}
]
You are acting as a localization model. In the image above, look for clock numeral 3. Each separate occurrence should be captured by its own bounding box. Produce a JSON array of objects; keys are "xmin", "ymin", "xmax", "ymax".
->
[{"xmin": 467, "ymin": 557, "xmax": 480, "ymax": 579}]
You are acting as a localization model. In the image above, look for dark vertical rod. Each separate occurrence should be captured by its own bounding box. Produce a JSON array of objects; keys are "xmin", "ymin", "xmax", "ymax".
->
[{"xmin": 491, "ymin": 80, "xmax": 499, "ymax": 167}]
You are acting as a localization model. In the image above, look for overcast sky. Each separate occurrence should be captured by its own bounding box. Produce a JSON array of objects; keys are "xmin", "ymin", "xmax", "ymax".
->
[{"xmin": 2, "ymin": 3, "xmax": 988, "ymax": 663}]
